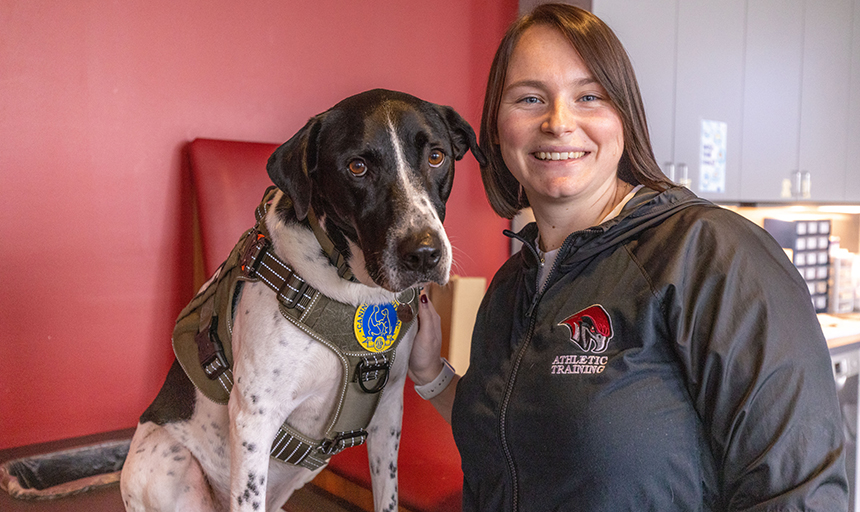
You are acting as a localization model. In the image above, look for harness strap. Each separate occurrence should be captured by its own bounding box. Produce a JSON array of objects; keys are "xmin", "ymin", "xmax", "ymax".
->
[
  {"xmin": 267, "ymin": 349, "xmax": 396, "ymax": 469},
  {"xmin": 251, "ymin": 186, "xmax": 356, "ymax": 284},
  {"xmin": 238, "ymin": 232, "xmax": 414, "ymax": 469},
  {"xmin": 240, "ymin": 232, "xmax": 316, "ymax": 311},
  {"xmin": 306, "ymin": 207, "xmax": 355, "ymax": 282}
]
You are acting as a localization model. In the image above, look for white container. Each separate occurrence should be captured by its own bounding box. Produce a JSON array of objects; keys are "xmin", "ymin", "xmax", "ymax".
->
[{"xmin": 830, "ymin": 248, "xmax": 856, "ymax": 314}]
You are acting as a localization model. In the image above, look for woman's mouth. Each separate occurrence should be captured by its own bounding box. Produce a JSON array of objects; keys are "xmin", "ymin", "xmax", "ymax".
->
[{"xmin": 533, "ymin": 151, "xmax": 586, "ymax": 161}]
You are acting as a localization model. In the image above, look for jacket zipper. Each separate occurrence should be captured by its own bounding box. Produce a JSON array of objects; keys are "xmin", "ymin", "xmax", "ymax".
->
[
  {"xmin": 498, "ymin": 234, "xmax": 575, "ymax": 510},
  {"xmin": 499, "ymin": 312, "xmax": 536, "ymax": 511}
]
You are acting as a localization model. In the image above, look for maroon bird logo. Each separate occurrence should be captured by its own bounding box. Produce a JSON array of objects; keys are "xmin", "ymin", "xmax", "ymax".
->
[{"xmin": 558, "ymin": 305, "xmax": 613, "ymax": 353}]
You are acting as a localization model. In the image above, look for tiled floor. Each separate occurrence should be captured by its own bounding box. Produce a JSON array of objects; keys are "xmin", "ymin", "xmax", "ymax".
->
[{"xmin": 0, "ymin": 429, "xmax": 363, "ymax": 512}]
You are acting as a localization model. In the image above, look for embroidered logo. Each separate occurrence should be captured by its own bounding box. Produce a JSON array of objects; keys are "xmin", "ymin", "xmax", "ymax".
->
[
  {"xmin": 354, "ymin": 301, "xmax": 402, "ymax": 353},
  {"xmin": 558, "ymin": 304, "xmax": 613, "ymax": 354}
]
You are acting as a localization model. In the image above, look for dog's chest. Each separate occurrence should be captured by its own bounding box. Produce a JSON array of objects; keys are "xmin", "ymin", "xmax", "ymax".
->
[{"xmin": 231, "ymin": 282, "xmax": 344, "ymax": 439}]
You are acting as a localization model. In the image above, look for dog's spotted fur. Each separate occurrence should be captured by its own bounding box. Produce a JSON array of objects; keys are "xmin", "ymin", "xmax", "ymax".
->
[{"xmin": 120, "ymin": 90, "xmax": 483, "ymax": 512}]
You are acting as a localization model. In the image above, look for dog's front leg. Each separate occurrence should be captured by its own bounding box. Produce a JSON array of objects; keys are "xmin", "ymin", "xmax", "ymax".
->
[
  {"xmin": 227, "ymin": 379, "xmax": 281, "ymax": 512},
  {"xmin": 365, "ymin": 374, "xmax": 407, "ymax": 512}
]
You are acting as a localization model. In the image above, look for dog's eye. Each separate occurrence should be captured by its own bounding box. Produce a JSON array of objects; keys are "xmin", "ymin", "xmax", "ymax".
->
[
  {"xmin": 348, "ymin": 159, "xmax": 367, "ymax": 177},
  {"xmin": 428, "ymin": 150, "xmax": 445, "ymax": 168}
]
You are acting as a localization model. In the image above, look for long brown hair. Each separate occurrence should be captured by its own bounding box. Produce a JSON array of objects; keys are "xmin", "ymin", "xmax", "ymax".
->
[{"xmin": 480, "ymin": 3, "xmax": 672, "ymax": 219}]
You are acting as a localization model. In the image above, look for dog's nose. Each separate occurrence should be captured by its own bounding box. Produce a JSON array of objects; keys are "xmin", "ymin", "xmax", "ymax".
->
[{"xmin": 399, "ymin": 231, "xmax": 442, "ymax": 273}]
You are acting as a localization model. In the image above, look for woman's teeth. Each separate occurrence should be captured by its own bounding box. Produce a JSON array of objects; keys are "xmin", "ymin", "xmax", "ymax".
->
[{"xmin": 534, "ymin": 151, "xmax": 585, "ymax": 161}]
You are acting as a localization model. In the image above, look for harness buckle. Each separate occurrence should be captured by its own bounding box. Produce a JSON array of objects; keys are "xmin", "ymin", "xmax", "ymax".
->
[
  {"xmin": 195, "ymin": 315, "xmax": 229, "ymax": 379},
  {"xmin": 320, "ymin": 430, "xmax": 368, "ymax": 455},
  {"xmin": 280, "ymin": 273, "xmax": 309, "ymax": 309},
  {"xmin": 355, "ymin": 359, "xmax": 390, "ymax": 394},
  {"xmin": 202, "ymin": 352, "xmax": 229, "ymax": 380},
  {"xmin": 240, "ymin": 232, "xmax": 269, "ymax": 277}
]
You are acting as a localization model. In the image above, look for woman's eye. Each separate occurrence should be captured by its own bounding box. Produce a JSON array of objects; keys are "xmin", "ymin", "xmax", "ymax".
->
[
  {"xmin": 348, "ymin": 159, "xmax": 367, "ymax": 176},
  {"xmin": 521, "ymin": 96, "xmax": 541, "ymax": 104},
  {"xmin": 428, "ymin": 150, "xmax": 445, "ymax": 168},
  {"xmin": 580, "ymin": 94, "xmax": 599, "ymax": 102}
]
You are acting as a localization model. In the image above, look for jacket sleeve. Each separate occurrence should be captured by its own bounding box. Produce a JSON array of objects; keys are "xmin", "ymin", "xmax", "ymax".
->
[{"xmin": 666, "ymin": 210, "xmax": 848, "ymax": 511}]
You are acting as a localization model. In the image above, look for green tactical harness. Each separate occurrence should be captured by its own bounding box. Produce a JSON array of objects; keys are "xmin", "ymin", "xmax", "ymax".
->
[{"xmin": 172, "ymin": 187, "xmax": 419, "ymax": 471}]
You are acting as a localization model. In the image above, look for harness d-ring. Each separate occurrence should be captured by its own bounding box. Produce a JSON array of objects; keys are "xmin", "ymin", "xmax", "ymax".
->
[{"xmin": 356, "ymin": 359, "xmax": 390, "ymax": 394}]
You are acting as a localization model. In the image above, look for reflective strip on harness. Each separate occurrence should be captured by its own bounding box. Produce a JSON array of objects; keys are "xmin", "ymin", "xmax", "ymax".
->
[
  {"xmin": 203, "ymin": 357, "xmax": 233, "ymax": 396},
  {"xmin": 270, "ymin": 426, "xmax": 367, "ymax": 470}
]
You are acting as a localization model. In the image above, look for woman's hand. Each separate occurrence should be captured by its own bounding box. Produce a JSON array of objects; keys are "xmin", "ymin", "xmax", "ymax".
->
[
  {"xmin": 408, "ymin": 291, "xmax": 458, "ymax": 424},
  {"xmin": 408, "ymin": 292, "xmax": 445, "ymax": 386}
]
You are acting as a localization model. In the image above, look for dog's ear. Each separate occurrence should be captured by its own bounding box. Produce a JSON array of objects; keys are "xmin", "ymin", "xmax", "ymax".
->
[
  {"xmin": 267, "ymin": 115, "xmax": 323, "ymax": 221},
  {"xmin": 436, "ymin": 105, "xmax": 487, "ymax": 167}
]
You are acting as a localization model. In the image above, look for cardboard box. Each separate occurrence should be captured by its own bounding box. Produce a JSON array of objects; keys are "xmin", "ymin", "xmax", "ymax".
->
[{"xmin": 426, "ymin": 276, "xmax": 486, "ymax": 373}]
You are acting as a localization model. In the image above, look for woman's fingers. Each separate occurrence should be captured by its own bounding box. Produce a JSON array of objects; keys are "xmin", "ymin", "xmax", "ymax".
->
[{"xmin": 408, "ymin": 291, "xmax": 444, "ymax": 384}]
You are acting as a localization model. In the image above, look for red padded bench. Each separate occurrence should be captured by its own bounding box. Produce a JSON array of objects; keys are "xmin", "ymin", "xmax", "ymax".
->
[{"xmin": 187, "ymin": 138, "xmax": 463, "ymax": 511}]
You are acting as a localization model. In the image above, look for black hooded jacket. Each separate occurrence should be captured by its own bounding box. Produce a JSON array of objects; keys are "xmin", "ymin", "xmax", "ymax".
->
[{"xmin": 452, "ymin": 186, "xmax": 848, "ymax": 511}]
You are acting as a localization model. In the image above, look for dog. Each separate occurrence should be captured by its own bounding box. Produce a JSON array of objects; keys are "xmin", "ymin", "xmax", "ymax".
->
[{"xmin": 120, "ymin": 89, "xmax": 484, "ymax": 512}]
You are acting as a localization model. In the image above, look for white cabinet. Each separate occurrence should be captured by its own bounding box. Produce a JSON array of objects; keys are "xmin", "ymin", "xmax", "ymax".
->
[
  {"xmin": 672, "ymin": 0, "xmax": 746, "ymax": 201},
  {"xmin": 797, "ymin": 0, "xmax": 854, "ymax": 202},
  {"xmin": 739, "ymin": 0, "xmax": 804, "ymax": 201},
  {"xmin": 845, "ymin": 0, "xmax": 860, "ymax": 199},
  {"xmin": 594, "ymin": 0, "xmax": 860, "ymax": 203},
  {"xmin": 744, "ymin": 0, "xmax": 854, "ymax": 202},
  {"xmin": 594, "ymin": 0, "xmax": 745, "ymax": 201}
]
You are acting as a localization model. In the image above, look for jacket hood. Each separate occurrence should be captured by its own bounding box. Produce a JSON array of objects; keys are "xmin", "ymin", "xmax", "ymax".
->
[{"xmin": 508, "ymin": 186, "xmax": 712, "ymax": 270}]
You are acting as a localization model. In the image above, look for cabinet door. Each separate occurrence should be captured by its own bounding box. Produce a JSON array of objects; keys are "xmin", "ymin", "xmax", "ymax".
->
[
  {"xmin": 848, "ymin": 0, "xmax": 860, "ymax": 200},
  {"xmin": 594, "ymin": 0, "xmax": 746, "ymax": 197},
  {"xmin": 740, "ymin": 0, "xmax": 804, "ymax": 202},
  {"xmin": 799, "ymin": 0, "xmax": 854, "ymax": 202},
  {"xmin": 592, "ymin": 0, "xmax": 678, "ymax": 173},
  {"xmin": 672, "ymin": 0, "xmax": 747, "ymax": 201}
]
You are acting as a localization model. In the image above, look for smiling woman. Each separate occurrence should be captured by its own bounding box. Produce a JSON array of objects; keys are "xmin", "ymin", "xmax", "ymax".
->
[{"xmin": 408, "ymin": 3, "xmax": 850, "ymax": 511}]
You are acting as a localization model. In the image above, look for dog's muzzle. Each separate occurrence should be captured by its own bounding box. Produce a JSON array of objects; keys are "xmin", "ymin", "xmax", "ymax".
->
[
  {"xmin": 398, "ymin": 229, "xmax": 443, "ymax": 275},
  {"xmin": 385, "ymin": 225, "xmax": 450, "ymax": 291}
]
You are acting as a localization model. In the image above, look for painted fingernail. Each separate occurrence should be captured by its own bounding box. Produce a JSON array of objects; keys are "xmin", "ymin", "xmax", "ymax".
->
[{"xmin": 420, "ymin": 294, "xmax": 428, "ymax": 304}]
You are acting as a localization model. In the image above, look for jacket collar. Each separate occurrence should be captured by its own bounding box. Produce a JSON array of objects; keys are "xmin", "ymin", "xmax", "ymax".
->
[{"xmin": 505, "ymin": 186, "xmax": 711, "ymax": 269}]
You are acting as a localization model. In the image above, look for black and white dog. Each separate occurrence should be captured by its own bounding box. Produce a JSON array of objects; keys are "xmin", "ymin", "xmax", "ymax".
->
[{"xmin": 120, "ymin": 89, "xmax": 483, "ymax": 512}]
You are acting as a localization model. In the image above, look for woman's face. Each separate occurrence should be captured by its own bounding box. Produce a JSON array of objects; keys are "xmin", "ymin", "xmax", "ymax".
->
[{"xmin": 497, "ymin": 25, "xmax": 625, "ymax": 207}]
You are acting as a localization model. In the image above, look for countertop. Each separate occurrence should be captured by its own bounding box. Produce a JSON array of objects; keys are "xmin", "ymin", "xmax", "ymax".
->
[{"xmin": 820, "ymin": 313, "xmax": 860, "ymax": 350}]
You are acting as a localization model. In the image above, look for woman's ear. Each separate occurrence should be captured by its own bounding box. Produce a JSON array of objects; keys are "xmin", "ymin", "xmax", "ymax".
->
[{"xmin": 266, "ymin": 115, "xmax": 324, "ymax": 221}]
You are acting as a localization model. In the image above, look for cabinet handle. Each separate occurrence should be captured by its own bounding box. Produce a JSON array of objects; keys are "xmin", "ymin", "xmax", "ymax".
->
[
  {"xmin": 663, "ymin": 162, "xmax": 676, "ymax": 182},
  {"xmin": 781, "ymin": 177, "xmax": 793, "ymax": 199},
  {"xmin": 677, "ymin": 163, "xmax": 691, "ymax": 188},
  {"xmin": 793, "ymin": 170, "xmax": 802, "ymax": 199}
]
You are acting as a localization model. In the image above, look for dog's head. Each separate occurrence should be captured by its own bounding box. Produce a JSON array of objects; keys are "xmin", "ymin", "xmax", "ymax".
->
[{"xmin": 267, "ymin": 89, "xmax": 485, "ymax": 293}]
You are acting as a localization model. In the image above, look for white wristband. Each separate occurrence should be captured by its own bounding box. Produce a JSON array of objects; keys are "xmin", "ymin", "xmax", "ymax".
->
[{"xmin": 414, "ymin": 358, "xmax": 456, "ymax": 400}]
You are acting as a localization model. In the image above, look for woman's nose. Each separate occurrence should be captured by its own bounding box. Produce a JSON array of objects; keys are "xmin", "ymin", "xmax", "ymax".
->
[{"xmin": 542, "ymin": 100, "xmax": 576, "ymax": 136}]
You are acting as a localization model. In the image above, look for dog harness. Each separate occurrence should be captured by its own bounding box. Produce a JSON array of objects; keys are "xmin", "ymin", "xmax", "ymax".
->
[{"xmin": 172, "ymin": 187, "xmax": 419, "ymax": 471}]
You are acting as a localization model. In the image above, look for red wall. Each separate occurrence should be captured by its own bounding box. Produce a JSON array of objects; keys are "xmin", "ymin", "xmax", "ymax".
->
[{"xmin": 0, "ymin": 0, "xmax": 517, "ymax": 449}]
